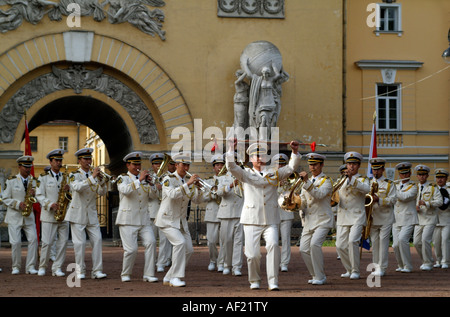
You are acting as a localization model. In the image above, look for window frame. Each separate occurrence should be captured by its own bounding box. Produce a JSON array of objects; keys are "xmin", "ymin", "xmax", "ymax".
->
[
  {"xmin": 375, "ymin": 83, "xmax": 402, "ymax": 132},
  {"xmin": 375, "ymin": 3, "xmax": 402, "ymax": 36},
  {"xmin": 59, "ymin": 136, "xmax": 69, "ymax": 151}
]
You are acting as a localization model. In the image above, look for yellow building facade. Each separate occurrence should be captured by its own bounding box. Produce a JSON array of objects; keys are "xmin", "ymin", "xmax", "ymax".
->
[
  {"xmin": 0, "ymin": 0, "xmax": 344, "ymax": 178},
  {"xmin": 346, "ymin": 0, "xmax": 450, "ymax": 179}
]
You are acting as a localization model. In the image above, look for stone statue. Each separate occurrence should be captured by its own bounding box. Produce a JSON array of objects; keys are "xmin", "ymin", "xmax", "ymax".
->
[
  {"xmin": 233, "ymin": 69, "xmax": 249, "ymax": 129},
  {"xmin": 236, "ymin": 40, "xmax": 289, "ymax": 140}
]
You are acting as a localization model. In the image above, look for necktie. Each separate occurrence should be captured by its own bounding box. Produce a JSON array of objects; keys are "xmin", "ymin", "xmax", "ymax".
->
[
  {"xmin": 420, "ymin": 185, "xmax": 424, "ymax": 200},
  {"xmin": 56, "ymin": 174, "xmax": 59, "ymax": 181},
  {"xmin": 86, "ymin": 173, "xmax": 89, "ymax": 178},
  {"xmin": 312, "ymin": 178, "xmax": 316, "ymax": 183},
  {"xmin": 23, "ymin": 179, "xmax": 28, "ymax": 190},
  {"xmin": 400, "ymin": 184, "xmax": 403, "ymax": 189}
]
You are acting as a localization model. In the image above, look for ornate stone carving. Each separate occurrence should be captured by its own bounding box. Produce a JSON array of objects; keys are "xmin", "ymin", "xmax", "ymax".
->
[
  {"xmin": 218, "ymin": 0, "xmax": 284, "ymax": 19},
  {"xmin": 0, "ymin": 0, "xmax": 166, "ymax": 40},
  {"xmin": 0, "ymin": 64, "xmax": 160, "ymax": 144},
  {"xmin": 234, "ymin": 41, "xmax": 289, "ymax": 140}
]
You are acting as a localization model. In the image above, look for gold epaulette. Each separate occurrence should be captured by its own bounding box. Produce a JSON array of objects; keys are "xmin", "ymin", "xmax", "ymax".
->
[
  {"xmin": 8, "ymin": 175, "xmax": 16, "ymax": 180},
  {"xmin": 40, "ymin": 172, "xmax": 49, "ymax": 177}
]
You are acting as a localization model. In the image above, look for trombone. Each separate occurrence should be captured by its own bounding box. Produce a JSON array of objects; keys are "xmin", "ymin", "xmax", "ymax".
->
[{"xmin": 185, "ymin": 171, "xmax": 218, "ymax": 195}]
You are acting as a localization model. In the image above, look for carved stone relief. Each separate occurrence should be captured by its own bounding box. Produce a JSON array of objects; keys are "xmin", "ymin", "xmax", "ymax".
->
[
  {"xmin": 0, "ymin": 0, "xmax": 166, "ymax": 40},
  {"xmin": 0, "ymin": 64, "xmax": 160, "ymax": 144},
  {"xmin": 218, "ymin": 0, "xmax": 284, "ymax": 19}
]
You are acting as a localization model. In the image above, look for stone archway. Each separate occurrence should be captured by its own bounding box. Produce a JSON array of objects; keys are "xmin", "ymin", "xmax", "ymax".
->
[{"xmin": 0, "ymin": 31, "xmax": 194, "ymax": 170}]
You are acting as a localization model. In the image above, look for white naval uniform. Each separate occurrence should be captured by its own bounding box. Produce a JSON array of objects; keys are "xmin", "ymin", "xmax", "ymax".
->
[
  {"xmin": 36, "ymin": 170, "xmax": 70, "ymax": 274},
  {"xmin": 413, "ymin": 181, "xmax": 442, "ymax": 267},
  {"xmin": 1, "ymin": 174, "xmax": 38, "ymax": 273},
  {"xmin": 65, "ymin": 168, "xmax": 107, "ymax": 276},
  {"xmin": 432, "ymin": 186, "xmax": 450, "ymax": 267},
  {"xmin": 201, "ymin": 176, "xmax": 222, "ymax": 268},
  {"xmin": 277, "ymin": 181, "xmax": 294, "ymax": 270},
  {"xmin": 116, "ymin": 171, "xmax": 157, "ymax": 278},
  {"xmin": 148, "ymin": 172, "xmax": 172, "ymax": 270},
  {"xmin": 226, "ymin": 151, "xmax": 301, "ymax": 287},
  {"xmin": 392, "ymin": 180, "xmax": 418, "ymax": 271},
  {"xmin": 299, "ymin": 173, "xmax": 333, "ymax": 281},
  {"xmin": 155, "ymin": 171, "xmax": 202, "ymax": 281},
  {"xmin": 216, "ymin": 172, "xmax": 244, "ymax": 274},
  {"xmin": 369, "ymin": 176, "xmax": 397, "ymax": 274},
  {"xmin": 336, "ymin": 173, "xmax": 370, "ymax": 275}
]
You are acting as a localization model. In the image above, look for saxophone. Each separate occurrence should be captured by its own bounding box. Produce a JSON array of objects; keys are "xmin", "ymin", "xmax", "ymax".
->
[
  {"xmin": 22, "ymin": 177, "xmax": 37, "ymax": 217},
  {"xmin": 54, "ymin": 165, "xmax": 72, "ymax": 222}
]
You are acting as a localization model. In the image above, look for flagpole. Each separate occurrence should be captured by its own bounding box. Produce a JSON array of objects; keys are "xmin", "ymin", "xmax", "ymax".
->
[{"xmin": 367, "ymin": 111, "xmax": 377, "ymax": 178}]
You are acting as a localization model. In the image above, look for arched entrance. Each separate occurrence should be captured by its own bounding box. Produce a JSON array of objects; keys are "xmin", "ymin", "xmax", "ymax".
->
[{"xmin": 29, "ymin": 95, "xmax": 133, "ymax": 175}]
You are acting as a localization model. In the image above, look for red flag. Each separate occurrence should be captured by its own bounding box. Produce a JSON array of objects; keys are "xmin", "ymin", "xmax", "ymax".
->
[
  {"xmin": 310, "ymin": 141, "xmax": 316, "ymax": 152},
  {"xmin": 211, "ymin": 137, "xmax": 219, "ymax": 152},
  {"xmin": 367, "ymin": 112, "xmax": 377, "ymax": 178},
  {"xmin": 24, "ymin": 115, "xmax": 41, "ymax": 241}
]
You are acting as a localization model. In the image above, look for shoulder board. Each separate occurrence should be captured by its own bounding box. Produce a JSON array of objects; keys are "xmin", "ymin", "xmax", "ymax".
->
[
  {"xmin": 205, "ymin": 176, "xmax": 214, "ymax": 180},
  {"xmin": 168, "ymin": 174, "xmax": 176, "ymax": 178},
  {"xmin": 40, "ymin": 172, "xmax": 49, "ymax": 177},
  {"xmin": 429, "ymin": 183, "xmax": 436, "ymax": 187},
  {"xmin": 120, "ymin": 173, "xmax": 128, "ymax": 177},
  {"xmin": 8, "ymin": 175, "xmax": 17, "ymax": 180},
  {"xmin": 385, "ymin": 179, "xmax": 393, "ymax": 184},
  {"xmin": 358, "ymin": 176, "xmax": 367, "ymax": 181},
  {"xmin": 71, "ymin": 171, "xmax": 80, "ymax": 174}
]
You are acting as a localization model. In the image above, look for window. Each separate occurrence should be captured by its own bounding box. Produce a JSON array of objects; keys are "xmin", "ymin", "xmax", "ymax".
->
[
  {"xmin": 375, "ymin": 3, "xmax": 402, "ymax": 36},
  {"xmin": 59, "ymin": 137, "xmax": 68, "ymax": 151},
  {"xmin": 30, "ymin": 136, "xmax": 38, "ymax": 152},
  {"xmin": 376, "ymin": 84, "xmax": 401, "ymax": 131}
]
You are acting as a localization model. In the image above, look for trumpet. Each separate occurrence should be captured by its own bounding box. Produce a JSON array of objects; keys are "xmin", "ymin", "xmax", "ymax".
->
[
  {"xmin": 186, "ymin": 171, "xmax": 217, "ymax": 195},
  {"xmin": 89, "ymin": 165, "xmax": 116, "ymax": 184}
]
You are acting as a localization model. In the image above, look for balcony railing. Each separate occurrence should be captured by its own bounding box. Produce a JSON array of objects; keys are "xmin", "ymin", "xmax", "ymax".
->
[{"xmin": 377, "ymin": 132, "xmax": 403, "ymax": 148}]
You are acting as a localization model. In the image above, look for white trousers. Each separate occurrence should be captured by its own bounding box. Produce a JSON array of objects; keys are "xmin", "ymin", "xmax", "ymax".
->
[
  {"xmin": 159, "ymin": 226, "xmax": 193, "ymax": 280},
  {"xmin": 8, "ymin": 223, "xmax": 38, "ymax": 272},
  {"xmin": 413, "ymin": 224, "xmax": 436, "ymax": 266},
  {"xmin": 433, "ymin": 224, "xmax": 450, "ymax": 265},
  {"xmin": 206, "ymin": 221, "xmax": 221, "ymax": 264},
  {"xmin": 219, "ymin": 218, "xmax": 243, "ymax": 271},
  {"xmin": 336, "ymin": 224, "xmax": 363, "ymax": 274},
  {"xmin": 370, "ymin": 223, "xmax": 392, "ymax": 272},
  {"xmin": 151, "ymin": 221, "xmax": 172, "ymax": 268},
  {"xmin": 243, "ymin": 224, "xmax": 280, "ymax": 286},
  {"xmin": 70, "ymin": 222, "xmax": 103, "ymax": 275},
  {"xmin": 392, "ymin": 224, "xmax": 414, "ymax": 270},
  {"xmin": 279, "ymin": 219, "xmax": 293, "ymax": 268},
  {"xmin": 299, "ymin": 226, "xmax": 329, "ymax": 280},
  {"xmin": 119, "ymin": 224, "xmax": 156, "ymax": 277},
  {"xmin": 39, "ymin": 221, "xmax": 69, "ymax": 273}
]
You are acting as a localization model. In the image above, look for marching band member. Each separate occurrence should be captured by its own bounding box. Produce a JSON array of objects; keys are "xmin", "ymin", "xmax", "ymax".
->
[
  {"xmin": 65, "ymin": 148, "xmax": 108, "ymax": 279},
  {"xmin": 216, "ymin": 153, "xmax": 244, "ymax": 276},
  {"xmin": 298, "ymin": 153, "xmax": 333, "ymax": 285},
  {"xmin": 367, "ymin": 158, "xmax": 397, "ymax": 276},
  {"xmin": 432, "ymin": 168, "xmax": 450, "ymax": 269},
  {"xmin": 226, "ymin": 139, "xmax": 301, "ymax": 291},
  {"xmin": 202, "ymin": 154, "xmax": 223, "ymax": 272},
  {"xmin": 36, "ymin": 149, "xmax": 70, "ymax": 277},
  {"xmin": 147, "ymin": 153, "xmax": 171, "ymax": 273},
  {"xmin": 413, "ymin": 164, "xmax": 442, "ymax": 271},
  {"xmin": 335, "ymin": 152, "xmax": 370, "ymax": 280},
  {"xmin": 155, "ymin": 152, "xmax": 202, "ymax": 287},
  {"xmin": 392, "ymin": 162, "xmax": 418, "ymax": 273},
  {"xmin": 1, "ymin": 156, "xmax": 39, "ymax": 275},
  {"xmin": 115, "ymin": 152, "xmax": 158, "ymax": 282},
  {"xmin": 273, "ymin": 153, "xmax": 294, "ymax": 272}
]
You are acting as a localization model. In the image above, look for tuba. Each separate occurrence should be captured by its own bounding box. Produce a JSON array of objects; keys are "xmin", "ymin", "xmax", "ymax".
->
[
  {"xmin": 54, "ymin": 165, "xmax": 72, "ymax": 222},
  {"xmin": 22, "ymin": 177, "xmax": 37, "ymax": 217},
  {"xmin": 278, "ymin": 174, "xmax": 304, "ymax": 212},
  {"xmin": 330, "ymin": 175, "xmax": 348, "ymax": 207},
  {"xmin": 147, "ymin": 153, "xmax": 171, "ymax": 184}
]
